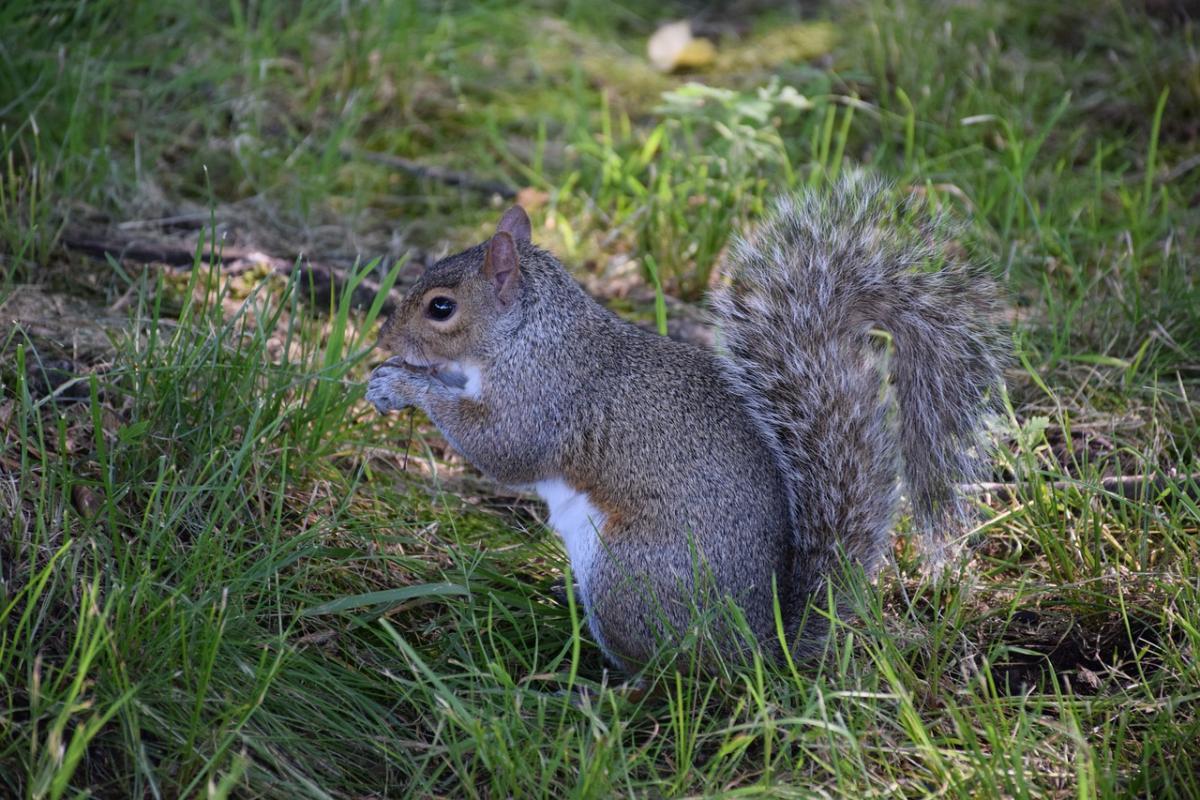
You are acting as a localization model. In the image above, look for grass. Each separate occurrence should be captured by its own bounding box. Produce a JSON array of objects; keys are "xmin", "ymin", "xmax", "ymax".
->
[{"xmin": 2, "ymin": 0, "xmax": 1199, "ymax": 796}]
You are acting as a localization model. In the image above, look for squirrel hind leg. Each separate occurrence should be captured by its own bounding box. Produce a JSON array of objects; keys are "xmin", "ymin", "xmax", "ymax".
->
[{"xmin": 577, "ymin": 542, "xmax": 748, "ymax": 673}]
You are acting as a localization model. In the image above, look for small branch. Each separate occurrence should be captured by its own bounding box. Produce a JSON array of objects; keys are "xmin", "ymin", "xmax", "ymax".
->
[
  {"xmin": 61, "ymin": 234, "xmax": 229, "ymax": 268},
  {"xmin": 61, "ymin": 230, "xmax": 401, "ymax": 315},
  {"xmin": 963, "ymin": 472, "xmax": 1200, "ymax": 502},
  {"xmin": 342, "ymin": 147, "xmax": 518, "ymax": 199}
]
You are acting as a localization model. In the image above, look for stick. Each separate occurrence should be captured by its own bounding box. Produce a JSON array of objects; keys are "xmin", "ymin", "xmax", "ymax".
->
[
  {"xmin": 342, "ymin": 147, "xmax": 518, "ymax": 199},
  {"xmin": 962, "ymin": 472, "xmax": 1200, "ymax": 502},
  {"xmin": 60, "ymin": 231, "xmax": 402, "ymax": 314},
  {"xmin": 61, "ymin": 234, "xmax": 232, "ymax": 268}
]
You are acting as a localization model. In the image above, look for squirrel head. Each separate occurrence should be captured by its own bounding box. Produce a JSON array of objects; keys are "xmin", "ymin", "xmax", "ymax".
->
[{"xmin": 377, "ymin": 205, "xmax": 533, "ymax": 371}]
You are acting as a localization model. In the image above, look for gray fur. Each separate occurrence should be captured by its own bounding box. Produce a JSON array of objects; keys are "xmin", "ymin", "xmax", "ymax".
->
[
  {"xmin": 366, "ymin": 176, "xmax": 1006, "ymax": 671},
  {"xmin": 712, "ymin": 174, "xmax": 1005, "ymax": 576}
]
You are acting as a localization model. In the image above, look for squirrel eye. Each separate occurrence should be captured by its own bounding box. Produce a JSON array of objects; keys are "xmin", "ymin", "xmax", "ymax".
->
[{"xmin": 426, "ymin": 296, "xmax": 457, "ymax": 321}]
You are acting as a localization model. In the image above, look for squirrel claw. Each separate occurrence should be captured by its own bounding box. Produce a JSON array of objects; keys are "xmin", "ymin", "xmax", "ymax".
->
[{"xmin": 365, "ymin": 364, "xmax": 416, "ymax": 413}]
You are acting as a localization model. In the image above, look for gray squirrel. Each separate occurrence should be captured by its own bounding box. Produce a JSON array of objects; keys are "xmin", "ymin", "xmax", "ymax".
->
[{"xmin": 366, "ymin": 175, "xmax": 1005, "ymax": 671}]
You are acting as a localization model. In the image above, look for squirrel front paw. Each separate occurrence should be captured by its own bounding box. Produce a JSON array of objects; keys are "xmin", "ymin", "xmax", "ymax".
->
[{"xmin": 366, "ymin": 359, "xmax": 438, "ymax": 414}]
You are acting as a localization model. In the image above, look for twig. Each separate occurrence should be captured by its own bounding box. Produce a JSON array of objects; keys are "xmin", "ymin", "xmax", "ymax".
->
[
  {"xmin": 117, "ymin": 212, "xmax": 213, "ymax": 231},
  {"xmin": 342, "ymin": 147, "xmax": 518, "ymax": 199},
  {"xmin": 61, "ymin": 229, "xmax": 402, "ymax": 314},
  {"xmin": 402, "ymin": 407, "xmax": 416, "ymax": 474},
  {"xmin": 61, "ymin": 233, "xmax": 231, "ymax": 267},
  {"xmin": 962, "ymin": 472, "xmax": 1200, "ymax": 502}
]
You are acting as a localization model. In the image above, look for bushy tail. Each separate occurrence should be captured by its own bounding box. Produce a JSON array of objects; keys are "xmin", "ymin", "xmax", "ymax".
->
[{"xmin": 711, "ymin": 174, "xmax": 1005, "ymax": 581}]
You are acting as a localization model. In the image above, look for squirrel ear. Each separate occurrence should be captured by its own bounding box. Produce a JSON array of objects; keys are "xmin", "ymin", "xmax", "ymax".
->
[
  {"xmin": 495, "ymin": 205, "xmax": 531, "ymax": 243},
  {"xmin": 484, "ymin": 230, "xmax": 521, "ymax": 305}
]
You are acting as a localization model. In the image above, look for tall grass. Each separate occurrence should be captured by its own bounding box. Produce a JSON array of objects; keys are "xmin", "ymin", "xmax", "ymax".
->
[{"xmin": 1, "ymin": 0, "xmax": 1198, "ymax": 796}]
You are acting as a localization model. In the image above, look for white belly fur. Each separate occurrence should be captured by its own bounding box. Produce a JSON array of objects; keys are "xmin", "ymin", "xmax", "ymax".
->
[
  {"xmin": 457, "ymin": 363, "xmax": 483, "ymax": 400},
  {"xmin": 534, "ymin": 478, "xmax": 605, "ymax": 600},
  {"xmin": 436, "ymin": 361, "xmax": 483, "ymax": 401}
]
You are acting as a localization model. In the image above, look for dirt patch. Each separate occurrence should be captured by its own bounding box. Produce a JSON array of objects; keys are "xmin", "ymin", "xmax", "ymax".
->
[
  {"xmin": 1, "ymin": 284, "xmax": 130, "ymax": 360},
  {"xmin": 986, "ymin": 607, "xmax": 1164, "ymax": 695}
]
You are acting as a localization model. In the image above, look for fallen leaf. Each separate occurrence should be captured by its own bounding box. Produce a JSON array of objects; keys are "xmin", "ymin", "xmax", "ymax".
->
[
  {"xmin": 72, "ymin": 484, "xmax": 103, "ymax": 518},
  {"xmin": 648, "ymin": 21, "xmax": 716, "ymax": 73}
]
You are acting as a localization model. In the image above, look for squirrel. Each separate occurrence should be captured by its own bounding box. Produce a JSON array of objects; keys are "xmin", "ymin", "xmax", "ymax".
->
[{"xmin": 366, "ymin": 175, "xmax": 1005, "ymax": 672}]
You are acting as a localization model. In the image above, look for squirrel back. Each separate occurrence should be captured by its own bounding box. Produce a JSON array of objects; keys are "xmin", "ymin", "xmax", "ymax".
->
[{"xmin": 367, "ymin": 176, "xmax": 1005, "ymax": 671}]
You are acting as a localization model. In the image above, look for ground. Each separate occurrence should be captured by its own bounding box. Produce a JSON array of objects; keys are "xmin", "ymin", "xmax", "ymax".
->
[{"xmin": 1, "ymin": 0, "xmax": 1198, "ymax": 797}]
